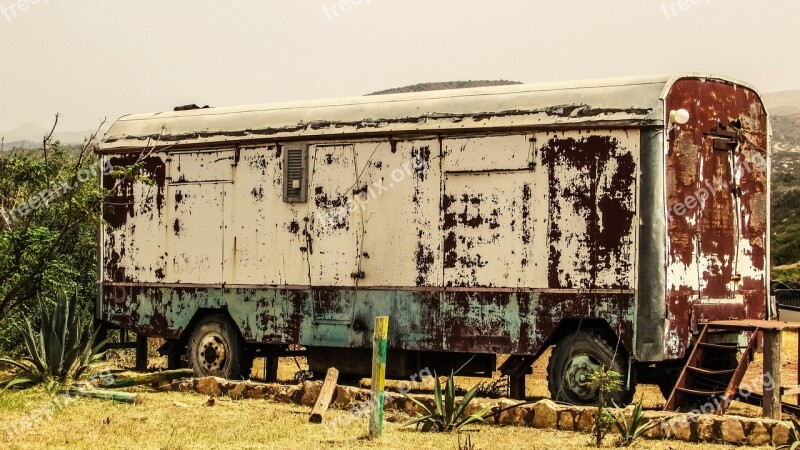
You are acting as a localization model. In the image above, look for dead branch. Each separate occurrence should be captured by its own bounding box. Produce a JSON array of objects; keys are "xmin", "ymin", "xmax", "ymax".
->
[{"xmin": 43, "ymin": 113, "xmax": 59, "ymax": 166}]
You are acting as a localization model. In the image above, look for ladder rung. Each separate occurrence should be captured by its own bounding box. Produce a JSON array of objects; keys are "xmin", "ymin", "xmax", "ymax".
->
[
  {"xmin": 698, "ymin": 342, "xmax": 745, "ymax": 350},
  {"xmin": 687, "ymin": 366, "xmax": 737, "ymax": 376},
  {"xmin": 676, "ymin": 387, "xmax": 726, "ymax": 396}
]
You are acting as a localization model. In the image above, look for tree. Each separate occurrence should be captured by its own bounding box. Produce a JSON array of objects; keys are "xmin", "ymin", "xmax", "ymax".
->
[{"xmin": 0, "ymin": 119, "xmax": 156, "ymax": 354}]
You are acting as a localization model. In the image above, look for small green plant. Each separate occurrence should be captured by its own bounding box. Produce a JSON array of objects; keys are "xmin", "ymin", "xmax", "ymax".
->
[
  {"xmin": 612, "ymin": 397, "xmax": 657, "ymax": 447},
  {"xmin": 403, "ymin": 371, "xmax": 491, "ymax": 433},
  {"xmin": 779, "ymin": 419, "xmax": 800, "ymax": 450},
  {"xmin": 0, "ymin": 294, "xmax": 107, "ymax": 391},
  {"xmin": 587, "ymin": 365, "xmax": 623, "ymax": 447}
]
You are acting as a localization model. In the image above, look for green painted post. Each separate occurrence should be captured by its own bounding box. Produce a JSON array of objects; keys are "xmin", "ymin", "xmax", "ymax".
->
[{"xmin": 369, "ymin": 316, "xmax": 389, "ymax": 439}]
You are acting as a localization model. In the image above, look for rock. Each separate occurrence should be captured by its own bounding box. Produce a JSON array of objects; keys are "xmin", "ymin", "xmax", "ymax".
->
[
  {"xmin": 497, "ymin": 399, "xmax": 519, "ymax": 426},
  {"xmin": 748, "ymin": 420, "xmax": 771, "ymax": 447},
  {"xmin": 558, "ymin": 410, "xmax": 575, "ymax": 431},
  {"xmin": 262, "ymin": 384, "xmax": 282, "ymax": 399},
  {"xmin": 532, "ymin": 400, "xmax": 558, "ymax": 429},
  {"xmin": 772, "ymin": 422, "xmax": 792, "ymax": 446},
  {"xmin": 196, "ymin": 377, "xmax": 223, "ymax": 397},
  {"xmin": 157, "ymin": 380, "xmax": 172, "ymax": 392},
  {"xmin": 177, "ymin": 379, "xmax": 196, "ymax": 393},
  {"xmin": 645, "ymin": 419, "xmax": 666, "ymax": 439},
  {"xmin": 663, "ymin": 416, "xmax": 692, "ymax": 441},
  {"xmin": 246, "ymin": 385, "xmax": 265, "ymax": 400},
  {"xmin": 576, "ymin": 408, "xmax": 595, "ymax": 432},
  {"xmin": 284, "ymin": 386, "xmax": 302, "ymax": 404},
  {"xmin": 720, "ymin": 418, "xmax": 745, "ymax": 444},
  {"xmin": 299, "ymin": 381, "xmax": 323, "ymax": 407},
  {"xmin": 497, "ymin": 400, "xmax": 528, "ymax": 427},
  {"xmin": 333, "ymin": 385, "xmax": 356, "ymax": 409},
  {"xmin": 696, "ymin": 415, "xmax": 715, "ymax": 442},
  {"xmin": 228, "ymin": 382, "xmax": 248, "ymax": 400}
]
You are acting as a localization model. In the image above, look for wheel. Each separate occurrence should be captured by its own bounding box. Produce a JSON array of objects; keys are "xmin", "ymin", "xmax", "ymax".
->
[
  {"xmin": 547, "ymin": 329, "xmax": 636, "ymax": 406},
  {"xmin": 188, "ymin": 314, "xmax": 252, "ymax": 379}
]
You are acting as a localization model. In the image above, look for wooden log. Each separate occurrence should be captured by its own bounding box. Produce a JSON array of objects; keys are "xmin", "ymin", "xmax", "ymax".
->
[
  {"xmin": 99, "ymin": 369, "xmax": 194, "ymax": 389},
  {"xmin": 369, "ymin": 316, "xmax": 389, "ymax": 440},
  {"xmin": 67, "ymin": 388, "xmax": 143, "ymax": 405},
  {"xmin": 763, "ymin": 330, "xmax": 782, "ymax": 420},
  {"xmin": 309, "ymin": 367, "xmax": 339, "ymax": 424}
]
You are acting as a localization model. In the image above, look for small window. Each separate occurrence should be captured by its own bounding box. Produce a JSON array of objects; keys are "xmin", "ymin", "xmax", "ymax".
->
[{"xmin": 283, "ymin": 144, "xmax": 308, "ymax": 202}]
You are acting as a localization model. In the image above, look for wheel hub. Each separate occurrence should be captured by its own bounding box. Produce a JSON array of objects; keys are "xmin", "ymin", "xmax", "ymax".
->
[
  {"xmin": 563, "ymin": 353, "xmax": 603, "ymax": 403},
  {"xmin": 198, "ymin": 332, "xmax": 228, "ymax": 374}
]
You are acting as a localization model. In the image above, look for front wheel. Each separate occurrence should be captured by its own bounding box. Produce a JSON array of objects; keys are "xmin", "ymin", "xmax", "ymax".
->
[
  {"xmin": 188, "ymin": 314, "xmax": 252, "ymax": 379},
  {"xmin": 547, "ymin": 329, "xmax": 636, "ymax": 406}
]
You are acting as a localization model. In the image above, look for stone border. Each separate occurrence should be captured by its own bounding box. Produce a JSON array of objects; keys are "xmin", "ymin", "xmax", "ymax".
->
[{"xmin": 161, "ymin": 377, "xmax": 794, "ymax": 446}]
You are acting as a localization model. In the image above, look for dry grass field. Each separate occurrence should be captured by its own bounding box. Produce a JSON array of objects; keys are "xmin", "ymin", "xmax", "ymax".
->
[{"xmin": 0, "ymin": 332, "xmax": 797, "ymax": 449}]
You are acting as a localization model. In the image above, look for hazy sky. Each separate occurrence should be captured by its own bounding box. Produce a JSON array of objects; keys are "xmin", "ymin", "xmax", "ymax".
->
[{"xmin": 1, "ymin": 0, "xmax": 798, "ymax": 132}]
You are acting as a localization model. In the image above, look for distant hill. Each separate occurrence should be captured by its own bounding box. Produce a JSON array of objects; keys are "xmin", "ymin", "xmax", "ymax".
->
[
  {"xmin": 1, "ymin": 123, "xmax": 105, "ymax": 150},
  {"xmin": 367, "ymin": 80, "xmax": 523, "ymax": 96},
  {"xmin": 763, "ymin": 90, "xmax": 800, "ymax": 116}
]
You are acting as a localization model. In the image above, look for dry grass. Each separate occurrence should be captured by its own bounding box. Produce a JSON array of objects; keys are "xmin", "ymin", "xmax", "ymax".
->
[
  {"xmin": 2, "ymin": 332, "xmax": 798, "ymax": 449},
  {"xmin": 0, "ymin": 388, "xmax": 771, "ymax": 450}
]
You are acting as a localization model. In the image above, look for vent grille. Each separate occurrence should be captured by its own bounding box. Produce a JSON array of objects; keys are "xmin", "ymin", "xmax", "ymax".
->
[{"xmin": 283, "ymin": 145, "xmax": 308, "ymax": 202}]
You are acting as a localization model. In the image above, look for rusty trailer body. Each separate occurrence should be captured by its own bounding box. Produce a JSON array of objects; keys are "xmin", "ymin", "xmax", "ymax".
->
[{"xmin": 97, "ymin": 74, "xmax": 770, "ymax": 404}]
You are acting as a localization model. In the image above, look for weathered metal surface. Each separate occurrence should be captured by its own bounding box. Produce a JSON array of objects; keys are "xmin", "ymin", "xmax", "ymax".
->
[
  {"xmin": 664, "ymin": 78, "xmax": 769, "ymax": 359},
  {"xmin": 98, "ymin": 74, "xmax": 769, "ymax": 369},
  {"xmin": 99, "ymin": 76, "xmax": 671, "ymax": 151}
]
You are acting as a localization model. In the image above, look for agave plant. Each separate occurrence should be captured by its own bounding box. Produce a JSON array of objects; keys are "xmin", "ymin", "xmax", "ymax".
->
[
  {"xmin": 0, "ymin": 294, "xmax": 107, "ymax": 390},
  {"xmin": 613, "ymin": 398, "xmax": 657, "ymax": 447},
  {"xmin": 403, "ymin": 371, "xmax": 491, "ymax": 433}
]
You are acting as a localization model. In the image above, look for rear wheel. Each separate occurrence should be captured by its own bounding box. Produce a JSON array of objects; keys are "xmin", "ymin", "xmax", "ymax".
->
[
  {"xmin": 547, "ymin": 329, "xmax": 636, "ymax": 406},
  {"xmin": 188, "ymin": 314, "xmax": 252, "ymax": 379}
]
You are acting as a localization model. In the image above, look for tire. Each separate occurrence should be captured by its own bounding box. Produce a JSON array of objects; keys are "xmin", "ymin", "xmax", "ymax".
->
[
  {"xmin": 547, "ymin": 329, "xmax": 636, "ymax": 406},
  {"xmin": 188, "ymin": 314, "xmax": 252, "ymax": 379}
]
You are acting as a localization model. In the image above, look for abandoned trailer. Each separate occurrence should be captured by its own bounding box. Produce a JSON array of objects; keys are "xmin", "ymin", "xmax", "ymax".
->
[{"xmin": 96, "ymin": 74, "xmax": 770, "ymax": 406}]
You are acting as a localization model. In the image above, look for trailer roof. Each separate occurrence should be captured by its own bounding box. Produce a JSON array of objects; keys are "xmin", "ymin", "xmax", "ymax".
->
[{"xmin": 98, "ymin": 74, "xmax": 759, "ymax": 152}]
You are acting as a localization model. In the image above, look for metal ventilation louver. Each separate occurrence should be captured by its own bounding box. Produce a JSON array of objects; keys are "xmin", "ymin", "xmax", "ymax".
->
[{"xmin": 283, "ymin": 144, "xmax": 308, "ymax": 203}]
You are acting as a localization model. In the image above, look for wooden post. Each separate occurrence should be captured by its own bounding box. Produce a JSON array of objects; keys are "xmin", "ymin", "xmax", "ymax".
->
[
  {"xmin": 310, "ymin": 368, "xmax": 339, "ymax": 424},
  {"xmin": 135, "ymin": 334, "xmax": 148, "ymax": 372},
  {"xmin": 763, "ymin": 330, "xmax": 782, "ymax": 420},
  {"xmin": 509, "ymin": 374, "xmax": 525, "ymax": 400},
  {"xmin": 369, "ymin": 316, "xmax": 389, "ymax": 440},
  {"xmin": 265, "ymin": 356, "xmax": 279, "ymax": 383}
]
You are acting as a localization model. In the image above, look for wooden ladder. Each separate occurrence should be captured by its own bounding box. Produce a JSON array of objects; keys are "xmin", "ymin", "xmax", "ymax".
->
[{"xmin": 664, "ymin": 323, "xmax": 760, "ymax": 413}]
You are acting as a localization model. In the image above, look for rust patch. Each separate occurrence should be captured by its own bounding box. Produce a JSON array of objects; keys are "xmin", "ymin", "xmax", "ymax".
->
[{"xmin": 543, "ymin": 135, "xmax": 635, "ymax": 289}]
